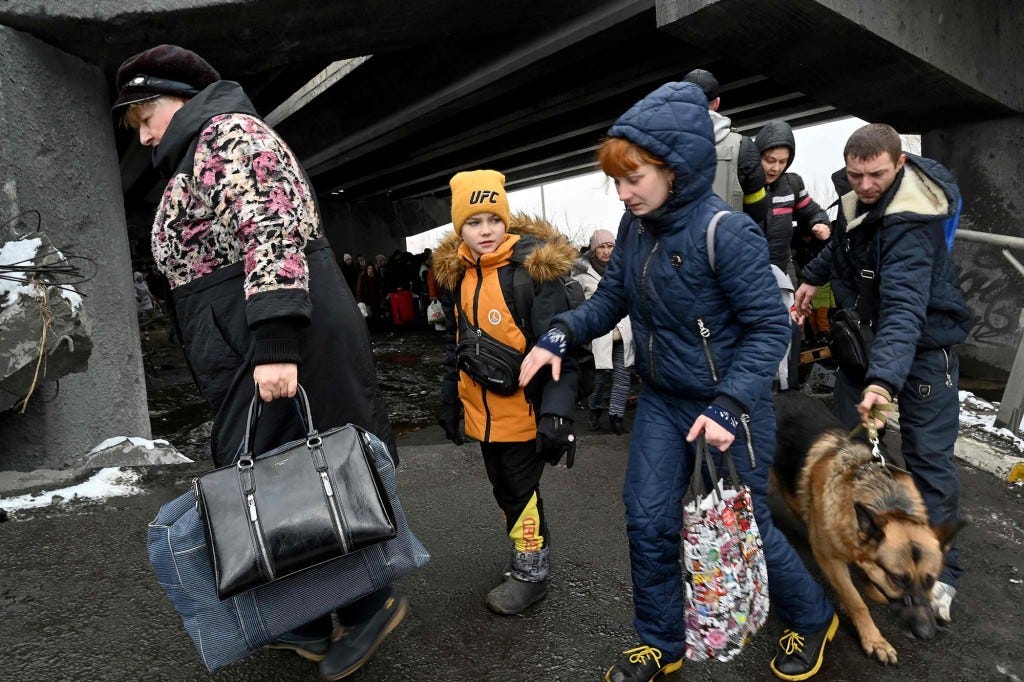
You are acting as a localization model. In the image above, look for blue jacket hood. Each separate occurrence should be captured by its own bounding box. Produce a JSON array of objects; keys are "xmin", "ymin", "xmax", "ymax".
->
[{"xmin": 607, "ymin": 81, "xmax": 717, "ymax": 221}]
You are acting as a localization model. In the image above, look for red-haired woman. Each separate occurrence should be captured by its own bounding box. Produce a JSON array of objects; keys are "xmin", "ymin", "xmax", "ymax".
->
[{"xmin": 520, "ymin": 82, "xmax": 837, "ymax": 682}]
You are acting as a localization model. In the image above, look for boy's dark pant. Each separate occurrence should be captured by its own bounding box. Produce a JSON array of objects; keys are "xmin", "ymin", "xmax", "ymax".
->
[{"xmin": 480, "ymin": 440, "xmax": 549, "ymax": 554}]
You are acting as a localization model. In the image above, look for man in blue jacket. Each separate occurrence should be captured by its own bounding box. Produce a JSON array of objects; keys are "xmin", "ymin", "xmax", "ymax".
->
[{"xmin": 795, "ymin": 123, "xmax": 973, "ymax": 623}]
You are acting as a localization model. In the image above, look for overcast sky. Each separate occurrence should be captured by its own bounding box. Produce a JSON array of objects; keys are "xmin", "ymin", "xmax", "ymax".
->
[{"xmin": 406, "ymin": 116, "xmax": 873, "ymax": 252}]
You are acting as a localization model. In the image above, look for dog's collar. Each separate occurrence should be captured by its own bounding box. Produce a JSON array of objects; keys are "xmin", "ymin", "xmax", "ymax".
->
[{"xmin": 853, "ymin": 457, "xmax": 910, "ymax": 481}]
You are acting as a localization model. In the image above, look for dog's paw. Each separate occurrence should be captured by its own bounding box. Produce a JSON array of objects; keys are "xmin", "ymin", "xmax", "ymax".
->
[{"xmin": 862, "ymin": 634, "xmax": 899, "ymax": 665}]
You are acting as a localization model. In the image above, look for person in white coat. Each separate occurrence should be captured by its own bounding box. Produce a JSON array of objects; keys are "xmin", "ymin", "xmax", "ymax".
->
[{"xmin": 575, "ymin": 229, "xmax": 635, "ymax": 434}]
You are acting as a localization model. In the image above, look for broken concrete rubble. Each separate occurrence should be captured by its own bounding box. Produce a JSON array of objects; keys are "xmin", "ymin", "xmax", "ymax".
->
[{"xmin": 0, "ymin": 231, "xmax": 92, "ymax": 413}]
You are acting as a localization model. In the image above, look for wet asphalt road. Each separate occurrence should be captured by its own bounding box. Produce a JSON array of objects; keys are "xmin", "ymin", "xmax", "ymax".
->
[{"xmin": 1, "ymin": 424, "xmax": 1023, "ymax": 682}]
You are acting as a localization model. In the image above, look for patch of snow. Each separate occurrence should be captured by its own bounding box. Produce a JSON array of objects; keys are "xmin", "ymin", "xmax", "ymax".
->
[
  {"xmin": 0, "ymin": 467, "xmax": 142, "ymax": 515},
  {"xmin": 959, "ymin": 390, "xmax": 1024, "ymax": 453},
  {"xmin": 0, "ymin": 236, "xmax": 83, "ymax": 312},
  {"xmin": 60, "ymin": 285, "xmax": 83, "ymax": 313},
  {"xmin": 88, "ymin": 436, "xmax": 171, "ymax": 454},
  {"xmin": 0, "ymin": 237, "xmax": 43, "ymax": 300}
]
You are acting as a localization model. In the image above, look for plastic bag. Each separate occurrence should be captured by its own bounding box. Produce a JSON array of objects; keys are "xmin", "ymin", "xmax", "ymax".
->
[
  {"xmin": 427, "ymin": 299, "xmax": 445, "ymax": 324},
  {"xmin": 683, "ymin": 439, "xmax": 769, "ymax": 662}
]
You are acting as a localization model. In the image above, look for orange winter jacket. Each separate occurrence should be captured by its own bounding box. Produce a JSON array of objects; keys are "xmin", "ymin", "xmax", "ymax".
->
[{"xmin": 435, "ymin": 215, "xmax": 579, "ymax": 443}]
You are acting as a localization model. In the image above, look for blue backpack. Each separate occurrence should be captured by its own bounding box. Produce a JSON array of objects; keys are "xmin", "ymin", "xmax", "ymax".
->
[{"xmin": 943, "ymin": 193, "xmax": 962, "ymax": 253}]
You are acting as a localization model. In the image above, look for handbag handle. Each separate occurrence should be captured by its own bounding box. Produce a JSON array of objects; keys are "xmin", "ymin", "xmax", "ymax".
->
[
  {"xmin": 688, "ymin": 436, "xmax": 745, "ymax": 502},
  {"xmin": 240, "ymin": 384, "xmax": 318, "ymax": 465},
  {"xmin": 688, "ymin": 436, "xmax": 720, "ymax": 503}
]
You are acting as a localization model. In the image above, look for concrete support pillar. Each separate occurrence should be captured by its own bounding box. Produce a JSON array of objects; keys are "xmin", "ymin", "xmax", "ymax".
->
[
  {"xmin": 0, "ymin": 26, "xmax": 150, "ymax": 470},
  {"xmin": 319, "ymin": 196, "xmax": 450, "ymax": 261},
  {"xmin": 923, "ymin": 116, "xmax": 1024, "ymax": 372}
]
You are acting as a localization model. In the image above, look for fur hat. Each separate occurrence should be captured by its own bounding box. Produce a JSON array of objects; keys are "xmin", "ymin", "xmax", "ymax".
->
[
  {"xmin": 112, "ymin": 45, "xmax": 220, "ymax": 111},
  {"xmin": 449, "ymin": 170, "xmax": 511, "ymax": 235},
  {"xmin": 682, "ymin": 68, "xmax": 719, "ymax": 102},
  {"xmin": 589, "ymin": 229, "xmax": 616, "ymax": 250}
]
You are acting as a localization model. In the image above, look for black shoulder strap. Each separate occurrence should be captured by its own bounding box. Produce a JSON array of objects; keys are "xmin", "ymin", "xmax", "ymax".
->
[
  {"xmin": 855, "ymin": 224, "xmax": 882, "ymax": 323},
  {"xmin": 510, "ymin": 263, "xmax": 535, "ymax": 335},
  {"xmin": 458, "ymin": 267, "xmax": 534, "ymax": 339}
]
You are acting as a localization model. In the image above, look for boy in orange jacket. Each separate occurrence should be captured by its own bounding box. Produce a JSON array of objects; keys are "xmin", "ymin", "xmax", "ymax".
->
[{"xmin": 434, "ymin": 169, "xmax": 578, "ymax": 615}]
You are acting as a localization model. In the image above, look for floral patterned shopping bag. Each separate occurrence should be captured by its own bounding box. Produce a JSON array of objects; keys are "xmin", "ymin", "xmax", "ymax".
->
[{"xmin": 683, "ymin": 438, "xmax": 770, "ymax": 662}]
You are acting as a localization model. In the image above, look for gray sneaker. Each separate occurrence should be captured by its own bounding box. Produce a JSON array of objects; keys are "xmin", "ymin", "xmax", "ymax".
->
[
  {"xmin": 485, "ymin": 577, "xmax": 547, "ymax": 615},
  {"xmin": 931, "ymin": 581, "xmax": 957, "ymax": 623}
]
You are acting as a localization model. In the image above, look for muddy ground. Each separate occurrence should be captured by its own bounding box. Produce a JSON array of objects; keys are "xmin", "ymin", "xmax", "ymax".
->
[
  {"xmin": 141, "ymin": 317, "xmax": 452, "ymax": 461},
  {"xmin": 140, "ymin": 311, "xmax": 1005, "ymax": 462}
]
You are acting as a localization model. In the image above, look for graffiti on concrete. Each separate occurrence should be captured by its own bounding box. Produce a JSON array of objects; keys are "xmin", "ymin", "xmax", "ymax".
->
[{"xmin": 957, "ymin": 243, "xmax": 1023, "ymax": 347}]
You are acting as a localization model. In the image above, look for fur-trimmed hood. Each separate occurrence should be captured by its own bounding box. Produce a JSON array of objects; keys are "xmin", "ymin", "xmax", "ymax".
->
[
  {"xmin": 432, "ymin": 213, "xmax": 578, "ymax": 291},
  {"xmin": 842, "ymin": 154, "xmax": 958, "ymax": 233}
]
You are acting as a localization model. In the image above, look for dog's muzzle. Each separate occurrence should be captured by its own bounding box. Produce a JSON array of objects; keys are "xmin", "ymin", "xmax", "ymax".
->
[{"xmin": 869, "ymin": 576, "xmax": 938, "ymax": 640}]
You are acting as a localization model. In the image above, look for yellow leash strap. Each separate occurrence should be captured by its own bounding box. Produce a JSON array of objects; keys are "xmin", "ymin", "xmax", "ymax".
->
[
  {"xmin": 847, "ymin": 402, "xmax": 896, "ymax": 440},
  {"xmin": 848, "ymin": 402, "xmax": 897, "ymax": 464}
]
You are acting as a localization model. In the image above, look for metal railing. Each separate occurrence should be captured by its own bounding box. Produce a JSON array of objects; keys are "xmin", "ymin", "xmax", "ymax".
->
[{"xmin": 956, "ymin": 229, "xmax": 1024, "ymax": 437}]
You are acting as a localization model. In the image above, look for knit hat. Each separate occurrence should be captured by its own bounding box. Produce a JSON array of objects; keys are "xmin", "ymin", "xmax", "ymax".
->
[
  {"xmin": 589, "ymin": 229, "xmax": 616, "ymax": 250},
  {"xmin": 449, "ymin": 170, "xmax": 511, "ymax": 235},
  {"xmin": 112, "ymin": 45, "xmax": 220, "ymax": 111},
  {"xmin": 682, "ymin": 68, "xmax": 719, "ymax": 102}
]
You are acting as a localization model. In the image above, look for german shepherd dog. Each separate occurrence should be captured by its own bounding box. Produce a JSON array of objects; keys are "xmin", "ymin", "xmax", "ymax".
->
[{"xmin": 773, "ymin": 390, "xmax": 963, "ymax": 664}]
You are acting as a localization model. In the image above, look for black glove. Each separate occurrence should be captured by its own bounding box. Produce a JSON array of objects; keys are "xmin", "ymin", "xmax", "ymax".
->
[
  {"xmin": 438, "ymin": 402, "xmax": 465, "ymax": 445},
  {"xmin": 536, "ymin": 415, "xmax": 576, "ymax": 468}
]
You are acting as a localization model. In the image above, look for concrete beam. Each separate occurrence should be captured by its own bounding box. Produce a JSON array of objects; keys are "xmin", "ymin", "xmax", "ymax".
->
[
  {"xmin": 0, "ymin": 26, "xmax": 150, "ymax": 470},
  {"xmin": 0, "ymin": 0, "xmax": 608, "ymax": 74},
  {"xmin": 656, "ymin": 0, "xmax": 1022, "ymax": 131},
  {"xmin": 295, "ymin": 0, "xmax": 657, "ymax": 178},
  {"xmin": 814, "ymin": 0, "xmax": 1022, "ymax": 112},
  {"xmin": 319, "ymin": 196, "xmax": 451, "ymax": 259}
]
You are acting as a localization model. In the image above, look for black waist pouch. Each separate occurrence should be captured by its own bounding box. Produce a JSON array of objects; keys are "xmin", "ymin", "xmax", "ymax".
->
[
  {"xmin": 456, "ymin": 328, "xmax": 524, "ymax": 396},
  {"xmin": 828, "ymin": 308, "xmax": 874, "ymax": 379}
]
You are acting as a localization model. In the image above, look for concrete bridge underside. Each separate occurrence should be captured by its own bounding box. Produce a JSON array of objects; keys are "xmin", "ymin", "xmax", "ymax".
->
[{"xmin": 0, "ymin": 0, "xmax": 1021, "ymax": 468}]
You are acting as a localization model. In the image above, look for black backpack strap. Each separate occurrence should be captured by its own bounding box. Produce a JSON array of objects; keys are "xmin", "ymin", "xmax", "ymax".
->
[{"xmin": 510, "ymin": 263, "xmax": 535, "ymax": 338}]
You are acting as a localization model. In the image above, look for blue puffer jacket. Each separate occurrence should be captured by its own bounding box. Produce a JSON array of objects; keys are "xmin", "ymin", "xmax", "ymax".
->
[
  {"xmin": 802, "ymin": 154, "xmax": 973, "ymax": 393},
  {"xmin": 555, "ymin": 82, "xmax": 790, "ymax": 416}
]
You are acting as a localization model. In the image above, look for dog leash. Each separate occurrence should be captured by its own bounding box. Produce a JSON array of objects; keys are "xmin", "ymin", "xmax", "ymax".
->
[{"xmin": 848, "ymin": 402, "xmax": 897, "ymax": 467}]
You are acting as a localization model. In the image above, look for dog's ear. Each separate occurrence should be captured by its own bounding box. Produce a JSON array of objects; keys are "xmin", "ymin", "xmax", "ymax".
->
[
  {"xmin": 933, "ymin": 518, "xmax": 968, "ymax": 551},
  {"xmin": 855, "ymin": 502, "xmax": 885, "ymax": 544}
]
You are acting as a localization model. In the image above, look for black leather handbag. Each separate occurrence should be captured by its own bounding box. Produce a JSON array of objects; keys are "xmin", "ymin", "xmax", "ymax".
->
[
  {"xmin": 828, "ymin": 308, "xmax": 874, "ymax": 379},
  {"xmin": 194, "ymin": 386, "xmax": 397, "ymax": 599},
  {"xmin": 828, "ymin": 224, "xmax": 880, "ymax": 381}
]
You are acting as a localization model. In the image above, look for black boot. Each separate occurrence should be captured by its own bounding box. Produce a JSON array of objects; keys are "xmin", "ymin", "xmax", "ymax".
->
[
  {"xmin": 609, "ymin": 414, "xmax": 629, "ymax": 435},
  {"xmin": 485, "ymin": 577, "xmax": 548, "ymax": 615},
  {"xmin": 604, "ymin": 645, "xmax": 682, "ymax": 682},
  {"xmin": 588, "ymin": 409, "xmax": 604, "ymax": 431},
  {"xmin": 264, "ymin": 629, "xmax": 331, "ymax": 661},
  {"xmin": 769, "ymin": 613, "xmax": 838, "ymax": 680},
  {"xmin": 317, "ymin": 589, "xmax": 409, "ymax": 681}
]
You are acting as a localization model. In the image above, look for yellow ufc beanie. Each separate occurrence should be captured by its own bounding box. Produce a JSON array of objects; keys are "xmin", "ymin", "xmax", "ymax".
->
[{"xmin": 449, "ymin": 169, "xmax": 511, "ymax": 235}]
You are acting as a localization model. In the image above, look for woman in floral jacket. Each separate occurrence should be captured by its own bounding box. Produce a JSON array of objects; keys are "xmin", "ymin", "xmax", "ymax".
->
[{"xmin": 113, "ymin": 45, "xmax": 402, "ymax": 680}]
